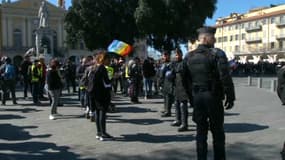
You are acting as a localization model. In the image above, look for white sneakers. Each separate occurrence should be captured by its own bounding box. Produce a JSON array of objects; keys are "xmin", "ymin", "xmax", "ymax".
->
[{"xmin": 49, "ymin": 115, "xmax": 55, "ymax": 120}]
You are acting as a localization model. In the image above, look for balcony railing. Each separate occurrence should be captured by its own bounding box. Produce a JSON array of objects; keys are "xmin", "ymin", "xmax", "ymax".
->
[
  {"xmin": 276, "ymin": 21, "xmax": 285, "ymax": 28},
  {"xmin": 245, "ymin": 37, "xmax": 262, "ymax": 43},
  {"xmin": 276, "ymin": 34, "xmax": 285, "ymax": 40},
  {"xmin": 245, "ymin": 25, "xmax": 262, "ymax": 32}
]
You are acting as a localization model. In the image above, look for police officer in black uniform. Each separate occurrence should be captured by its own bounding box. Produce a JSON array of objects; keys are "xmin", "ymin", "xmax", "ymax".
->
[
  {"xmin": 159, "ymin": 51, "xmax": 175, "ymax": 117},
  {"xmin": 184, "ymin": 26, "xmax": 235, "ymax": 160}
]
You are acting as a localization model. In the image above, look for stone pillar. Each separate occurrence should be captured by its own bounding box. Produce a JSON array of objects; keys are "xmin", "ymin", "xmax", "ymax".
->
[
  {"xmin": 27, "ymin": 18, "xmax": 32, "ymax": 47},
  {"xmin": 57, "ymin": 19, "xmax": 62, "ymax": 48},
  {"xmin": 257, "ymin": 78, "xmax": 262, "ymax": 88},
  {"xmin": 49, "ymin": 35, "xmax": 54, "ymax": 56},
  {"xmin": 36, "ymin": 33, "xmax": 41, "ymax": 56},
  {"xmin": 248, "ymin": 76, "xmax": 252, "ymax": 86},
  {"xmin": 270, "ymin": 79, "xmax": 277, "ymax": 92},
  {"xmin": 22, "ymin": 17, "xmax": 27, "ymax": 46},
  {"xmin": 7, "ymin": 16, "xmax": 12, "ymax": 47},
  {"xmin": 2, "ymin": 16, "xmax": 7, "ymax": 47}
]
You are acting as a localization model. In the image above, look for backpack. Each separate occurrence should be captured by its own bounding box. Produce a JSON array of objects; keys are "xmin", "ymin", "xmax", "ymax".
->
[{"xmin": 4, "ymin": 64, "xmax": 16, "ymax": 80}]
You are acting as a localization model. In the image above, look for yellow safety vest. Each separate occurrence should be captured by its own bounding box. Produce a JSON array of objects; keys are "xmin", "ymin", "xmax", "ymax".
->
[
  {"xmin": 31, "ymin": 64, "xmax": 40, "ymax": 82},
  {"xmin": 105, "ymin": 66, "xmax": 114, "ymax": 80},
  {"xmin": 125, "ymin": 65, "xmax": 129, "ymax": 78}
]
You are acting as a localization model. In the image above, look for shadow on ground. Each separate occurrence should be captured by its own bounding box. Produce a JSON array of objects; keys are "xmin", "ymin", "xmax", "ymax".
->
[
  {"xmin": 0, "ymin": 142, "xmax": 94, "ymax": 160},
  {"xmin": 224, "ymin": 123, "xmax": 269, "ymax": 133},
  {"xmin": 0, "ymin": 124, "xmax": 51, "ymax": 141},
  {"xmin": 93, "ymin": 142, "xmax": 281, "ymax": 160},
  {"xmin": 0, "ymin": 108, "xmax": 42, "ymax": 113},
  {"xmin": 108, "ymin": 118, "xmax": 163, "ymax": 125},
  {"xmin": 0, "ymin": 114, "xmax": 26, "ymax": 120},
  {"xmin": 224, "ymin": 112, "xmax": 240, "ymax": 116},
  {"xmin": 117, "ymin": 106, "xmax": 156, "ymax": 113},
  {"xmin": 118, "ymin": 133, "xmax": 195, "ymax": 143}
]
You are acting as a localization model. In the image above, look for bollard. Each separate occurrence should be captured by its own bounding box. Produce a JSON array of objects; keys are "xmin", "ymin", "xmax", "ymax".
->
[
  {"xmin": 248, "ymin": 76, "xmax": 252, "ymax": 86},
  {"xmin": 270, "ymin": 79, "xmax": 277, "ymax": 92},
  {"xmin": 257, "ymin": 78, "xmax": 262, "ymax": 88}
]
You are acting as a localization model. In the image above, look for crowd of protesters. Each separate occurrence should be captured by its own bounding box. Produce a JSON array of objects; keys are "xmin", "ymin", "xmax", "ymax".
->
[
  {"xmin": 231, "ymin": 61, "xmax": 284, "ymax": 76},
  {"xmin": 0, "ymin": 49, "xmax": 283, "ymax": 142}
]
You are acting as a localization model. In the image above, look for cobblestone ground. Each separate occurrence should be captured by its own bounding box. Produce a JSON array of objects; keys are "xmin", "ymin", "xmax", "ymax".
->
[{"xmin": 0, "ymin": 77, "xmax": 284, "ymax": 160}]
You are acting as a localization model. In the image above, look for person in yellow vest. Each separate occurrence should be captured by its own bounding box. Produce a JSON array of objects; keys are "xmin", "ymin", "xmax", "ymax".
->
[
  {"xmin": 121, "ymin": 60, "xmax": 130, "ymax": 97},
  {"xmin": 105, "ymin": 65, "xmax": 114, "ymax": 81},
  {"xmin": 30, "ymin": 59, "xmax": 42, "ymax": 105}
]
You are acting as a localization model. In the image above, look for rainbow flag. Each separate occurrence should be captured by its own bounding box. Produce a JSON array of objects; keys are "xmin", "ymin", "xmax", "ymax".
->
[{"xmin": 107, "ymin": 40, "xmax": 132, "ymax": 56}]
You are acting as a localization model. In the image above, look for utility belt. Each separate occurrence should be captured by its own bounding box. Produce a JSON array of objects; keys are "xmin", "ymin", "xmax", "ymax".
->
[{"xmin": 193, "ymin": 84, "xmax": 212, "ymax": 93}]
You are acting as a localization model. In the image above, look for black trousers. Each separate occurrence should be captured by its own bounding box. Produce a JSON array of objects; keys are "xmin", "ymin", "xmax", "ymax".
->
[
  {"xmin": 66, "ymin": 78, "xmax": 76, "ymax": 93},
  {"xmin": 95, "ymin": 109, "xmax": 107, "ymax": 135},
  {"xmin": 1, "ymin": 79, "xmax": 17, "ymax": 104},
  {"xmin": 175, "ymin": 100, "xmax": 188, "ymax": 127},
  {"xmin": 23, "ymin": 77, "xmax": 31, "ymax": 98},
  {"xmin": 192, "ymin": 91, "xmax": 225, "ymax": 160}
]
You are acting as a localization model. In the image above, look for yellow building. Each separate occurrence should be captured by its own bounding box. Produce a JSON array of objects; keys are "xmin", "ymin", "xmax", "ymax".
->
[
  {"xmin": 0, "ymin": 0, "xmax": 66, "ymax": 64},
  {"xmin": 215, "ymin": 3, "xmax": 285, "ymax": 63}
]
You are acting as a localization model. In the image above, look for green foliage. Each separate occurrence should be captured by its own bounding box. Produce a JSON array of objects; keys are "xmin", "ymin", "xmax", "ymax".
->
[
  {"xmin": 135, "ymin": 0, "xmax": 217, "ymax": 52},
  {"xmin": 64, "ymin": 0, "xmax": 138, "ymax": 51},
  {"xmin": 65, "ymin": 0, "xmax": 217, "ymax": 52}
]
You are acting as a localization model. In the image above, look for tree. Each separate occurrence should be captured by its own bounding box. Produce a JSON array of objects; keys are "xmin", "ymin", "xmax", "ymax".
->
[
  {"xmin": 64, "ymin": 0, "xmax": 138, "ymax": 51},
  {"xmin": 134, "ymin": 0, "xmax": 217, "ymax": 52}
]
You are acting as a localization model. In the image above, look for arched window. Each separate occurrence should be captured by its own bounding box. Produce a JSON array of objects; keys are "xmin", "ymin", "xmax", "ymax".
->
[{"xmin": 13, "ymin": 29, "xmax": 22, "ymax": 49}]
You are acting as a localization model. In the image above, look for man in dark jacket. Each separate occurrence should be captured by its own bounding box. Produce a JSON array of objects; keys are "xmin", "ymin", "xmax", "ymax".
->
[
  {"xmin": 143, "ymin": 57, "xmax": 156, "ymax": 98},
  {"xmin": 159, "ymin": 51, "xmax": 175, "ymax": 117},
  {"xmin": 64, "ymin": 59, "xmax": 77, "ymax": 93},
  {"xmin": 171, "ymin": 48, "xmax": 189, "ymax": 132},
  {"xmin": 20, "ymin": 55, "xmax": 32, "ymax": 99},
  {"xmin": 277, "ymin": 65, "xmax": 285, "ymax": 105},
  {"xmin": 184, "ymin": 26, "xmax": 235, "ymax": 160},
  {"xmin": 128, "ymin": 57, "xmax": 143, "ymax": 103}
]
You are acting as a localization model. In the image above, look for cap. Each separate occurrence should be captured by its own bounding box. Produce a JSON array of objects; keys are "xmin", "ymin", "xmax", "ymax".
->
[{"xmin": 197, "ymin": 26, "xmax": 216, "ymax": 35}]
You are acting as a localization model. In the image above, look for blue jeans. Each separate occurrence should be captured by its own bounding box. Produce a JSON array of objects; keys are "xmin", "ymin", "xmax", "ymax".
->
[
  {"xmin": 144, "ymin": 77, "xmax": 153, "ymax": 96},
  {"xmin": 48, "ymin": 89, "xmax": 61, "ymax": 114}
]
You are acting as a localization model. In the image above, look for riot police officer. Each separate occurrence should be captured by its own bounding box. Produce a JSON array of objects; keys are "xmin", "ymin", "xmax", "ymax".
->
[{"xmin": 184, "ymin": 26, "xmax": 235, "ymax": 160}]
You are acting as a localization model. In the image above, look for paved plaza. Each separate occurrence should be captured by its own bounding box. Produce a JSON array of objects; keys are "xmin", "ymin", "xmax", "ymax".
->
[{"xmin": 0, "ymin": 77, "xmax": 285, "ymax": 160}]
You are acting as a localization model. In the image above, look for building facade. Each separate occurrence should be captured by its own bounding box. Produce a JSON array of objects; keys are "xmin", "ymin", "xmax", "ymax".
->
[
  {"xmin": 0, "ymin": 0, "xmax": 66, "ymax": 65},
  {"xmin": 215, "ymin": 3, "xmax": 285, "ymax": 63}
]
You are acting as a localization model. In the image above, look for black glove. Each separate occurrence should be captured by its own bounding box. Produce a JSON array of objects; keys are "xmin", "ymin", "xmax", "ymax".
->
[{"xmin": 224, "ymin": 99, "xmax": 234, "ymax": 110}]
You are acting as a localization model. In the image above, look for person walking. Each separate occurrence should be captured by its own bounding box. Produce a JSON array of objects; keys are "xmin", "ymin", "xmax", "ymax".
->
[
  {"xmin": 46, "ymin": 59, "xmax": 63, "ymax": 120},
  {"xmin": 184, "ymin": 26, "xmax": 235, "ymax": 160}
]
